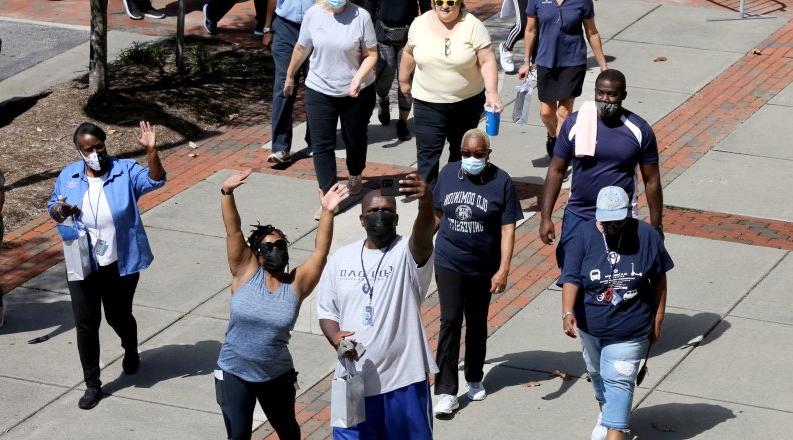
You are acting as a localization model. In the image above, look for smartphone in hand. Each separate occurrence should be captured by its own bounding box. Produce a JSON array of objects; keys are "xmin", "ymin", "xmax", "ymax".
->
[{"xmin": 380, "ymin": 178, "xmax": 402, "ymax": 197}]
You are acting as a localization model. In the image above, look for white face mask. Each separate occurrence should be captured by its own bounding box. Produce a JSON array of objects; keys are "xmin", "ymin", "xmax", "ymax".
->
[
  {"xmin": 82, "ymin": 151, "xmax": 103, "ymax": 171},
  {"xmin": 461, "ymin": 156, "xmax": 487, "ymax": 175}
]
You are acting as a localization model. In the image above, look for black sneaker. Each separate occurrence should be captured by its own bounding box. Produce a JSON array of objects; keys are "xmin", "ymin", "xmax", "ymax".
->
[
  {"xmin": 123, "ymin": 351, "xmax": 140, "ymax": 375},
  {"xmin": 122, "ymin": 0, "xmax": 144, "ymax": 20},
  {"xmin": 143, "ymin": 8, "xmax": 166, "ymax": 19},
  {"xmin": 396, "ymin": 119, "xmax": 410, "ymax": 141},
  {"xmin": 78, "ymin": 387, "xmax": 103, "ymax": 410},
  {"xmin": 377, "ymin": 98, "xmax": 390, "ymax": 126},
  {"xmin": 546, "ymin": 134, "xmax": 557, "ymax": 157}
]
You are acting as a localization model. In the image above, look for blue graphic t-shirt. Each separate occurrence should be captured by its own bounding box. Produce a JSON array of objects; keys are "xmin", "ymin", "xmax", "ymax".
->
[
  {"xmin": 558, "ymin": 218, "xmax": 673, "ymax": 341},
  {"xmin": 433, "ymin": 163, "xmax": 524, "ymax": 276},
  {"xmin": 526, "ymin": 0, "xmax": 594, "ymax": 68},
  {"xmin": 554, "ymin": 109, "xmax": 659, "ymax": 220}
]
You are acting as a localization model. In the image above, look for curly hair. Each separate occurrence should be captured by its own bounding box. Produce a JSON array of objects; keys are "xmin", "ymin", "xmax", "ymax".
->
[{"xmin": 247, "ymin": 223, "xmax": 289, "ymax": 254}]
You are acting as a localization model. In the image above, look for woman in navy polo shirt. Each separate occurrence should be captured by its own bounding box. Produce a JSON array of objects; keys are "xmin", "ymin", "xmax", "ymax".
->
[
  {"xmin": 430, "ymin": 129, "xmax": 523, "ymax": 417},
  {"xmin": 48, "ymin": 121, "xmax": 165, "ymax": 410},
  {"xmin": 517, "ymin": 0, "xmax": 608, "ymax": 156},
  {"xmin": 560, "ymin": 186, "xmax": 672, "ymax": 440}
]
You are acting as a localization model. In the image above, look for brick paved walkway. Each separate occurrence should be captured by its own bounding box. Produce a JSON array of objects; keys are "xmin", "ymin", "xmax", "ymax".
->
[{"xmin": 2, "ymin": 1, "xmax": 793, "ymax": 439}]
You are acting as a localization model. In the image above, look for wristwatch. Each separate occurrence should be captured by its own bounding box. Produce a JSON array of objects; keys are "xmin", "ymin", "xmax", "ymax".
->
[
  {"xmin": 220, "ymin": 188, "xmax": 232, "ymax": 196},
  {"xmin": 262, "ymin": 27, "xmax": 272, "ymax": 34},
  {"xmin": 561, "ymin": 311, "xmax": 574, "ymax": 320}
]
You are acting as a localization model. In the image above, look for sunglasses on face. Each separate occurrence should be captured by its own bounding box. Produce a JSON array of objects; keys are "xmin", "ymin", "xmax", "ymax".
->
[
  {"xmin": 461, "ymin": 149, "xmax": 489, "ymax": 159},
  {"xmin": 257, "ymin": 239, "xmax": 288, "ymax": 254},
  {"xmin": 434, "ymin": 0, "xmax": 458, "ymax": 7}
]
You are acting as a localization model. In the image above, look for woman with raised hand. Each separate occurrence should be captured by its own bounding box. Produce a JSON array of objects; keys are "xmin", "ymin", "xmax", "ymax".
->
[
  {"xmin": 215, "ymin": 169, "xmax": 349, "ymax": 440},
  {"xmin": 48, "ymin": 121, "xmax": 165, "ymax": 410}
]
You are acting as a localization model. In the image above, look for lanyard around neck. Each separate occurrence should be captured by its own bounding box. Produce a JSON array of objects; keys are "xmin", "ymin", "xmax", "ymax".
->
[{"xmin": 359, "ymin": 239, "xmax": 395, "ymax": 304}]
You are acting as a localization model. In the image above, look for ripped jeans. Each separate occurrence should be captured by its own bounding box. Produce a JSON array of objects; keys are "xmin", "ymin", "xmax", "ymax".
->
[{"xmin": 578, "ymin": 329, "xmax": 649, "ymax": 432}]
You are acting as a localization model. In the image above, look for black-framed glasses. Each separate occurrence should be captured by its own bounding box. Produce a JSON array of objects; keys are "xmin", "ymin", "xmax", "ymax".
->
[
  {"xmin": 434, "ymin": 0, "xmax": 458, "ymax": 7},
  {"xmin": 444, "ymin": 37, "xmax": 451, "ymax": 57},
  {"xmin": 257, "ymin": 239, "xmax": 288, "ymax": 254}
]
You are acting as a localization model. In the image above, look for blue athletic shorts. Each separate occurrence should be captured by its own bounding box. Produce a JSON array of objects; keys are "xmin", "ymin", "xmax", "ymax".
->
[{"xmin": 332, "ymin": 379, "xmax": 433, "ymax": 440}]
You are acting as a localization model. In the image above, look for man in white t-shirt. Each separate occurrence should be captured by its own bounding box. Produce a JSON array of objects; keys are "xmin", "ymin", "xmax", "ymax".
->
[{"xmin": 318, "ymin": 173, "xmax": 437, "ymax": 439}]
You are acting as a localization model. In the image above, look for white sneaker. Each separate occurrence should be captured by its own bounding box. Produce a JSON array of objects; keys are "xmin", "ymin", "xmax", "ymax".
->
[
  {"xmin": 499, "ymin": 42, "xmax": 515, "ymax": 72},
  {"xmin": 591, "ymin": 412, "xmax": 607, "ymax": 440},
  {"xmin": 267, "ymin": 151, "xmax": 291, "ymax": 164},
  {"xmin": 433, "ymin": 394, "xmax": 459, "ymax": 417},
  {"xmin": 466, "ymin": 381, "xmax": 486, "ymax": 401}
]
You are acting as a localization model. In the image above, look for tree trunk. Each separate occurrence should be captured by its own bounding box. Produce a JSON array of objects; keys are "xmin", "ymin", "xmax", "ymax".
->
[{"xmin": 89, "ymin": 0, "xmax": 108, "ymax": 95}]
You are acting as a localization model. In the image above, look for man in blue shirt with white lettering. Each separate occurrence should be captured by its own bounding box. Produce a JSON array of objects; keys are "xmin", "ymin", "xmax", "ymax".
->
[
  {"xmin": 540, "ymin": 69, "xmax": 663, "ymax": 268},
  {"xmin": 262, "ymin": 0, "xmax": 316, "ymax": 163}
]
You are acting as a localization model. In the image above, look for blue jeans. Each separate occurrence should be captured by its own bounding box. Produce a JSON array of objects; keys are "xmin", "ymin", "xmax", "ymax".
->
[
  {"xmin": 333, "ymin": 379, "xmax": 432, "ymax": 440},
  {"xmin": 271, "ymin": 16, "xmax": 310, "ymax": 153},
  {"xmin": 578, "ymin": 329, "xmax": 649, "ymax": 432},
  {"xmin": 556, "ymin": 209, "xmax": 588, "ymax": 269}
]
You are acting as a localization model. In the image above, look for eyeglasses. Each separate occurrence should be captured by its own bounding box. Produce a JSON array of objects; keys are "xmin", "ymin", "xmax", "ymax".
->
[
  {"xmin": 434, "ymin": 0, "xmax": 458, "ymax": 7},
  {"xmin": 257, "ymin": 239, "xmax": 288, "ymax": 254},
  {"xmin": 444, "ymin": 37, "xmax": 451, "ymax": 57},
  {"xmin": 461, "ymin": 149, "xmax": 490, "ymax": 159}
]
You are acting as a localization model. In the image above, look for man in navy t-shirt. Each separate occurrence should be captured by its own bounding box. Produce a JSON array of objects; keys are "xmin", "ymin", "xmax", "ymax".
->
[{"xmin": 539, "ymin": 69, "xmax": 663, "ymax": 268}]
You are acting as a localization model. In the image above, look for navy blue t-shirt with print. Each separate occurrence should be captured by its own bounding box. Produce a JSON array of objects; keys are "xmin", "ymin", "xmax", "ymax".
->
[
  {"xmin": 554, "ymin": 109, "xmax": 659, "ymax": 220},
  {"xmin": 526, "ymin": 0, "xmax": 594, "ymax": 68},
  {"xmin": 558, "ymin": 219, "xmax": 674, "ymax": 342},
  {"xmin": 433, "ymin": 163, "xmax": 524, "ymax": 276}
]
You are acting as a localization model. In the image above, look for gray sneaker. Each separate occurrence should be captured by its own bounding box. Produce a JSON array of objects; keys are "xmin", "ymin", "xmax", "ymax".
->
[{"xmin": 267, "ymin": 151, "xmax": 291, "ymax": 164}]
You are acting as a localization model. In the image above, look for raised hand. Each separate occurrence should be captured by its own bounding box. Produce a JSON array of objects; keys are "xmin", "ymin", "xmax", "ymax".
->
[
  {"xmin": 398, "ymin": 173, "xmax": 429, "ymax": 202},
  {"xmin": 319, "ymin": 182, "xmax": 350, "ymax": 213},
  {"xmin": 137, "ymin": 121, "xmax": 157, "ymax": 152},
  {"xmin": 222, "ymin": 168, "xmax": 254, "ymax": 194}
]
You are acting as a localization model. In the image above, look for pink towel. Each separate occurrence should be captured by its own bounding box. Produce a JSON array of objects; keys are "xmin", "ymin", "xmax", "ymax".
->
[{"xmin": 575, "ymin": 101, "xmax": 598, "ymax": 157}]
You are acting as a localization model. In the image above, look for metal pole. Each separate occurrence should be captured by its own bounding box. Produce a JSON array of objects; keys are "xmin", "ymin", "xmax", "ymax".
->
[
  {"xmin": 176, "ymin": 0, "xmax": 185, "ymax": 71},
  {"xmin": 707, "ymin": 0, "xmax": 776, "ymax": 21},
  {"xmin": 739, "ymin": 0, "xmax": 745, "ymax": 19}
]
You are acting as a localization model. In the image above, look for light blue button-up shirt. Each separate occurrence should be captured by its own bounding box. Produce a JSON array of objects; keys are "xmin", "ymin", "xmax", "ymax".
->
[
  {"xmin": 275, "ymin": 0, "xmax": 315, "ymax": 23},
  {"xmin": 48, "ymin": 157, "xmax": 166, "ymax": 276}
]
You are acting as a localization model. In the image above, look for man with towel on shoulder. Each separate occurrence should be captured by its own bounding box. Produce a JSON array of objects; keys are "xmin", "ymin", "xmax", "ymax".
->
[{"xmin": 540, "ymin": 69, "xmax": 664, "ymax": 269}]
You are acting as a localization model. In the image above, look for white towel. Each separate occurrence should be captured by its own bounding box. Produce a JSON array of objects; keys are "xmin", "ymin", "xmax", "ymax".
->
[{"xmin": 575, "ymin": 101, "xmax": 598, "ymax": 157}]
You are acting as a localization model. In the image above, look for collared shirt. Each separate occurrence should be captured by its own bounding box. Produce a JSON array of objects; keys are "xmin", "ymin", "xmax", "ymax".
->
[
  {"xmin": 275, "ymin": 0, "xmax": 316, "ymax": 23},
  {"xmin": 526, "ymin": 0, "xmax": 595, "ymax": 68},
  {"xmin": 48, "ymin": 157, "xmax": 166, "ymax": 276}
]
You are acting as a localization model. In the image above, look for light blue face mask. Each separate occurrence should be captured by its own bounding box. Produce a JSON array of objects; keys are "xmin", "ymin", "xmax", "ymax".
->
[
  {"xmin": 461, "ymin": 157, "xmax": 487, "ymax": 175},
  {"xmin": 326, "ymin": 0, "xmax": 347, "ymax": 9}
]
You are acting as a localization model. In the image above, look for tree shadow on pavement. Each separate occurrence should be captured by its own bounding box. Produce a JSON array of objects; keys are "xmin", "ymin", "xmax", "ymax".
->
[
  {"xmin": 103, "ymin": 339, "xmax": 221, "ymax": 394},
  {"xmin": 0, "ymin": 92, "xmax": 51, "ymax": 128},
  {"xmin": 631, "ymin": 402, "xmax": 736, "ymax": 439}
]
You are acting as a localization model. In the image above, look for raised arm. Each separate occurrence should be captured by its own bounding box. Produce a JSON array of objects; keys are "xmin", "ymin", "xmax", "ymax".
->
[
  {"xmin": 294, "ymin": 183, "xmax": 350, "ymax": 301},
  {"xmin": 220, "ymin": 169, "xmax": 257, "ymax": 280},
  {"xmin": 400, "ymin": 174, "xmax": 434, "ymax": 266},
  {"xmin": 477, "ymin": 45, "xmax": 503, "ymax": 112},
  {"xmin": 583, "ymin": 18, "xmax": 607, "ymax": 72},
  {"xmin": 137, "ymin": 121, "xmax": 165, "ymax": 182}
]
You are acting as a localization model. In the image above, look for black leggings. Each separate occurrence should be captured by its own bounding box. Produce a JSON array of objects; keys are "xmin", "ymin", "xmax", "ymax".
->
[
  {"xmin": 215, "ymin": 369, "xmax": 300, "ymax": 440},
  {"xmin": 503, "ymin": 0, "xmax": 529, "ymax": 51},
  {"xmin": 68, "ymin": 262, "xmax": 139, "ymax": 388},
  {"xmin": 433, "ymin": 265, "xmax": 493, "ymax": 395}
]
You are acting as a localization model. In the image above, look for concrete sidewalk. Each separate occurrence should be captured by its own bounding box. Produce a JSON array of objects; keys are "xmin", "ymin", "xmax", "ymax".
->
[{"xmin": 2, "ymin": 0, "xmax": 793, "ymax": 439}]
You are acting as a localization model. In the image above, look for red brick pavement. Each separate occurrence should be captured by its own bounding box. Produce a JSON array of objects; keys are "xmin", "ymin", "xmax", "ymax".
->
[{"xmin": 2, "ymin": 1, "xmax": 793, "ymax": 439}]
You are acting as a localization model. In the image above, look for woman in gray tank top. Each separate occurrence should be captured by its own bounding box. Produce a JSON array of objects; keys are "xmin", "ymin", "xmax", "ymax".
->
[{"xmin": 216, "ymin": 169, "xmax": 349, "ymax": 440}]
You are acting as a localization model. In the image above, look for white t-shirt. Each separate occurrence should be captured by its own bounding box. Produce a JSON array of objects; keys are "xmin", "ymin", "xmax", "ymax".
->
[
  {"xmin": 317, "ymin": 235, "xmax": 438, "ymax": 396},
  {"xmin": 81, "ymin": 175, "xmax": 118, "ymax": 266}
]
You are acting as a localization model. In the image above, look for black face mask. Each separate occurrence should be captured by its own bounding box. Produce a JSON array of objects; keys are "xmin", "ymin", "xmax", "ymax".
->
[
  {"xmin": 262, "ymin": 248, "xmax": 289, "ymax": 273},
  {"xmin": 364, "ymin": 211, "xmax": 398, "ymax": 248}
]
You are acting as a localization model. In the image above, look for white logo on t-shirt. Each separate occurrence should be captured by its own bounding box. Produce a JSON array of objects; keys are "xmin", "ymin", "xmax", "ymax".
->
[{"xmin": 455, "ymin": 205, "xmax": 472, "ymax": 221}]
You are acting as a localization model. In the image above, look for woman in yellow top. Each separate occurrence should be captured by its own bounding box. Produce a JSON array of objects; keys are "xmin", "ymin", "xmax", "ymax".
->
[{"xmin": 399, "ymin": 0, "xmax": 502, "ymax": 186}]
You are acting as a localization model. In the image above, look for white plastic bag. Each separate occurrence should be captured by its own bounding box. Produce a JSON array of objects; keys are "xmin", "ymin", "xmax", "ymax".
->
[
  {"xmin": 57, "ymin": 216, "xmax": 92, "ymax": 281},
  {"xmin": 331, "ymin": 358, "xmax": 366, "ymax": 429},
  {"xmin": 513, "ymin": 70, "xmax": 537, "ymax": 124}
]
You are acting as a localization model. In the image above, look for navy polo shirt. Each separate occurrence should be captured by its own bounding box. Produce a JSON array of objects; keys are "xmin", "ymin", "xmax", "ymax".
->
[
  {"xmin": 526, "ymin": 0, "xmax": 594, "ymax": 68},
  {"xmin": 554, "ymin": 108, "xmax": 659, "ymax": 220},
  {"xmin": 558, "ymin": 218, "xmax": 674, "ymax": 342},
  {"xmin": 433, "ymin": 163, "xmax": 524, "ymax": 276}
]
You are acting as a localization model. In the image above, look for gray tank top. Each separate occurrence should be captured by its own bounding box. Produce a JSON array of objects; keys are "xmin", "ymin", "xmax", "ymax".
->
[{"xmin": 217, "ymin": 267, "xmax": 300, "ymax": 382}]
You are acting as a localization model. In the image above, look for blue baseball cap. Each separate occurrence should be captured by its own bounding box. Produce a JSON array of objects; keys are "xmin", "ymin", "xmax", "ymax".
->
[{"xmin": 595, "ymin": 186, "xmax": 630, "ymax": 222}]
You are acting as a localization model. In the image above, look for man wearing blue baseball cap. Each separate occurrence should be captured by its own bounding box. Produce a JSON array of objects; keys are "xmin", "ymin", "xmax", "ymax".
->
[
  {"xmin": 559, "ymin": 186, "xmax": 673, "ymax": 440},
  {"xmin": 539, "ymin": 69, "xmax": 663, "ymax": 269}
]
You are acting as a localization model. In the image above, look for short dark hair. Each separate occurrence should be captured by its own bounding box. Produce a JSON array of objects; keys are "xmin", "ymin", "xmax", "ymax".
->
[
  {"xmin": 595, "ymin": 69, "xmax": 627, "ymax": 92},
  {"xmin": 247, "ymin": 223, "xmax": 289, "ymax": 254},
  {"xmin": 73, "ymin": 122, "xmax": 106, "ymax": 147}
]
